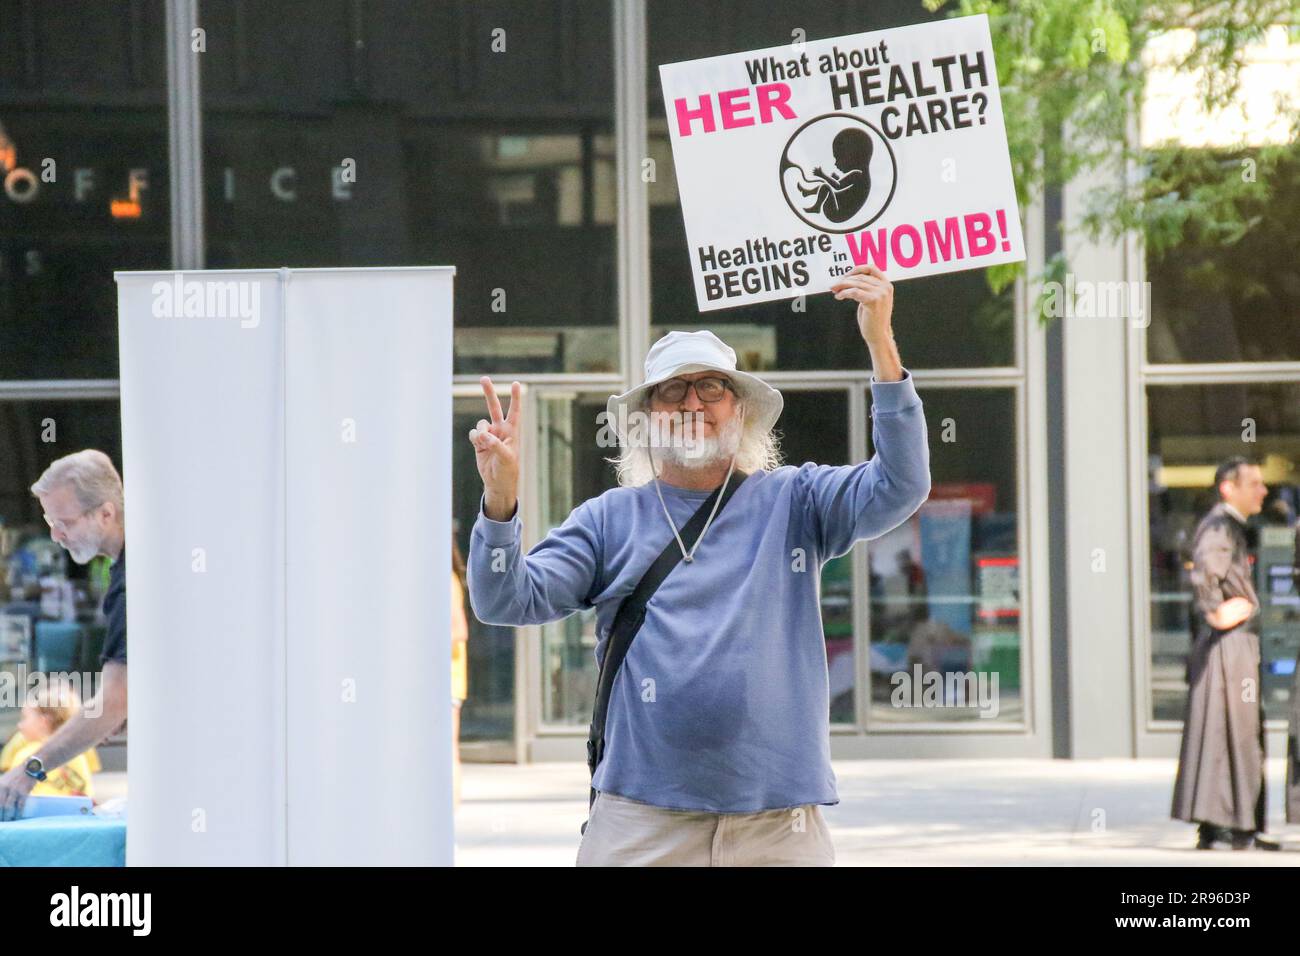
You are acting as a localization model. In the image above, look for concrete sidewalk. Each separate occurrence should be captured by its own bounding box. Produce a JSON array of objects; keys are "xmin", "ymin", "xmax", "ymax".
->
[
  {"xmin": 94, "ymin": 759, "xmax": 1300, "ymax": 864},
  {"xmin": 452, "ymin": 758, "xmax": 1300, "ymax": 866}
]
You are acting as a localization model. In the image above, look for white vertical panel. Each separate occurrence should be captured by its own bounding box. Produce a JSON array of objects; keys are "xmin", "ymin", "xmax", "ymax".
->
[
  {"xmin": 1062, "ymin": 157, "xmax": 1137, "ymax": 758},
  {"xmin": 117, "ymin": 267, "xmax": 454, "ymax": 866},
  {"xmin": 118, "ymin": 271, "xmax": 285, "ymax": 865},
  {"xmin": 284, "ymin": 269, "xmax": 453, "ymax": 865}
]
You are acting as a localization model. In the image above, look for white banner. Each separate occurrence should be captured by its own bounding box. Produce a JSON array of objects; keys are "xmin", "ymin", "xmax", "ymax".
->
[
  {"xmin": 117, "ymin": 267, "xmax": 454, "ymax": 866},
  {"xmin": 659, "ymin": 14, "xmax": 1025, "ymax": 311}
]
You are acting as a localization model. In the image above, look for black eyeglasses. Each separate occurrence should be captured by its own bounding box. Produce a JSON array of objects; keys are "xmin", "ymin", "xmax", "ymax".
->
[{"xmin": 651, "ymin": 377, "xmax": 735, "ymax": 403}]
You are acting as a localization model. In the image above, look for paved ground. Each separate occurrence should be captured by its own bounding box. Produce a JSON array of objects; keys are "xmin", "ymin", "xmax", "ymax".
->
[
  {"xmin": 95, "ymin": 759, "xmax": 1300, "ymax": 865},
  {"xmin": 448, "ymin": 758, "xmax": 1300, "ymax": 866}
]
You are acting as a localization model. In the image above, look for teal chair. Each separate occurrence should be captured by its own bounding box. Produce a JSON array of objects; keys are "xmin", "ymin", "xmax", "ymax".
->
[{"xmin": 34, "ymin": 621, "xmax": 84, "ymax": 673}]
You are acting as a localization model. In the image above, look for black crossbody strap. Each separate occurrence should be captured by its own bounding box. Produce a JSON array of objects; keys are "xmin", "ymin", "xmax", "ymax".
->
[{"xmin": 581, "ymin": 469, "xmax": 749, "ymax": 834}]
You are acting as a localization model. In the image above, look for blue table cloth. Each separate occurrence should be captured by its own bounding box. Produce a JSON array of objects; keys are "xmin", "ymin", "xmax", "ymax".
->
[{"xmin": 0, "ymin": 816, "xmax": 126, "ymax": 867}]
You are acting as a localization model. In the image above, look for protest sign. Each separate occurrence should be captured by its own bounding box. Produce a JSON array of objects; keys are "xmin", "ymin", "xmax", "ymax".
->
[{"xmin": 659, "ymin": 14, "xmax": 1025, "ymax": 311}]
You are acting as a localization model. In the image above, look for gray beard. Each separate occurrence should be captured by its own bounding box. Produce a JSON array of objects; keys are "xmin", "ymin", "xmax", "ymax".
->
[
  {"xmin": 62, "ymin": 538, "xmax": 100, "ymax": 565},
  {"xmin": 655, "ymin": 414, "xmax": 743, "ymax": 471}
]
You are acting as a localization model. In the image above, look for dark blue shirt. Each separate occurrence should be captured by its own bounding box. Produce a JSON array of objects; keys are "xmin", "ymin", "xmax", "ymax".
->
[{"xmin": 100, "ymin": 550, "xmax": 127, "ymax": 666}]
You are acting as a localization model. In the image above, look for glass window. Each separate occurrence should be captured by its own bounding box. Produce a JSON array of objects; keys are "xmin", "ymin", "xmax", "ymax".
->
[
  {"xmin": 1146, "ymin": 148, "xmax": 1300, "ymax": 364},
  {"xmin": 1146, "ymin": 383, "xmax": 1300, "ymax": 722},
  {"xmin": 0, "ymin": 400, "xmax": 124, "ymax": 742},
  {"xmin": 868, "ymin": 387, "xmax": 1022, "ymax": 724},
  {"xmin": 200, "ymin": 0, "xmax": 617, "ymax": 374},
  {"xmin": 539, "ymin": 393, "xmax": 621, "ymax": 727},
  {"xmin": 646, "ymin": 0, "xmax": 1014, "ymax": 371},
  {"xmin": 453, "ymin": 394, "xmax": 518, "ymax": 745},
  {"xmin": 0, "ymin": 1, "xmax": 170, "ymax": 380},
  {"xmin": 773, "ymin": 389, "xmax": 853, "ymax": 723}
]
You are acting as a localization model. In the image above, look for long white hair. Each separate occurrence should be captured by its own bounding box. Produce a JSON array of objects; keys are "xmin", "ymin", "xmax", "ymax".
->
[{"xmin": 606, "ymin": 396, "xmax": 784, "ymax": 488}]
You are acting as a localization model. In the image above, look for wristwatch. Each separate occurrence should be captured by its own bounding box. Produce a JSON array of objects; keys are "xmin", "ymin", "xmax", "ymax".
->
[{"xmin": 24, "ymin": 757, "xmax": 47, "ymax": 781}]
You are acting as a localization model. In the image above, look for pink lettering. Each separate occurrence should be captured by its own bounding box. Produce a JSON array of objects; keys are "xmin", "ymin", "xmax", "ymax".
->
[
  {"xmin": 718, "ymin": 88, "xmax": 754, "ymax": 128},
  {"xmin": 964, "ymin": 213, "xmax": 995, "ymax": 256},
  {"xmin": 674, "ymin": 94, "xmax": 717, "ymax": 137},
  {"xmin": 891, "ymin": 224, "xmax": 923, "ymax": 267},
  {"xmin": 995, "ymin": 208, "xmax": 1010, "ymax": 250},
  {"xmin": 924, "ymin": 218, "xmax": 963, "ymax": 261},
  {"xmin": 843, "ymin": 210, "xmax": 1010, "ymax": 272},
  {"xmin": 674, "ymin": 84, "xmax": 795, "ymax": 136},
  {"xmin": 845, "ymin": 228, "xmax": 889, "ymax": 269},
  {"xmin": 756, "ymin": 83, "xmax": 796, "ymax": 123}
]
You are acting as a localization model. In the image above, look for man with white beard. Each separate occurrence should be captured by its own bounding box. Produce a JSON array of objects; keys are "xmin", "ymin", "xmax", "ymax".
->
[
  {"xmin": 0, "ymin": 450, "xmax": 129, "ymax": 821},
  {"xmin": 467, "ymin": 263, "xmax": 930, "ymax": 866}
]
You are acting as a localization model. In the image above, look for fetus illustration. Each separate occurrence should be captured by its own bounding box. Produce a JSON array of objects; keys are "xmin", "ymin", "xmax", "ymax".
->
[{"xmin": 790, "ymin": 127, "xmax": 873, "ymax": 224}]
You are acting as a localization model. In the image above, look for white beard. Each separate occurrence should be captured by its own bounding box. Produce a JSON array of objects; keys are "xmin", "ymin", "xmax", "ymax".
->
[
  {"xmin": 61, "ymin": 536, "xmax": 100, "ymax": 565},
  {"xmin": 654, "ymin": 412, "xmax": 744, "ymax": 471}
]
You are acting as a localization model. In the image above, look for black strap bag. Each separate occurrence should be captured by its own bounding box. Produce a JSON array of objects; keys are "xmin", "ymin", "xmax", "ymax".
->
[{"xmin": 581, "ymin": 470, "xmax": 749, "ymax": 835}]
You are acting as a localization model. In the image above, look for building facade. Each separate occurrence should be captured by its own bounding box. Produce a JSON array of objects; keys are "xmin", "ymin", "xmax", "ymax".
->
[{"xmin": 1, "ymin": 0, "xmax": 1296, "ymax": 763}]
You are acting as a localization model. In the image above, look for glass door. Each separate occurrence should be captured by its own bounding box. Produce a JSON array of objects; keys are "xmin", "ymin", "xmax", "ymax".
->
[
  {"xmin": 452, "ymin": 390, "xmax": 525, "ymax": 759},
  {"xmin": 536, "ymin": 392, "xmax": 620, "ymax": 727}
]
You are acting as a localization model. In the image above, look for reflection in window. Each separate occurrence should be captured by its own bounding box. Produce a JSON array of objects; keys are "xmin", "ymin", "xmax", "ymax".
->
[
  {"xmin": 200, "ymin": 0, "xmax": 618, "ymax": 375},
  {"xmin": 0, "ymin": 116, "xmax": 170, "ymax": 380},
  {"xmin": 1146, "ymin": 147, "xmax": 1300, "ymax": 364},
  {"xmin": 1147, "ymin": 383, "xmax": 1300, "ymax": 722},
  {"xmin": 868, "ymin": 388, "xmax": 1022, "ymax": 724},
  {"xmin": 416, "ymin": 131, "xmax": 618, "ymax": 375}
]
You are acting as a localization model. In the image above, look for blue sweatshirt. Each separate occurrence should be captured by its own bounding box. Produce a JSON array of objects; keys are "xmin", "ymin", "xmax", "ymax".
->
[{"xmin": 468, "ymin": 371, "xmax": 931, "ymax": 813}]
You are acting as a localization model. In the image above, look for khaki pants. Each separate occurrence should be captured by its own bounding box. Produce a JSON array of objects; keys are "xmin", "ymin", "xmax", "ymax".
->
[{"xmin": 576, "ymin": 790, "xmax": 836, "ymax": 867}]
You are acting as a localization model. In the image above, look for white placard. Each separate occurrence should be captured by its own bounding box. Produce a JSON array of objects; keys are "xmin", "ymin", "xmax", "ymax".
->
[
  {"xmin": 659, "ymin": 14, "xmax": 1026, "ymax": 311},
  {"xmin": 117, "ymin": 267, "xmax": 454, "ymax": 866}
]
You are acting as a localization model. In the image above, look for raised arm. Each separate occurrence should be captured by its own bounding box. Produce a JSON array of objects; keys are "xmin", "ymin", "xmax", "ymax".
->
[
  {"xmin": 806, "ymin": 264, "xmax": 930, "ymax": 557},
  {"xmin": 798, "ymin": 379, "xmax": 930, "ymax": 558},
  {"xmin": 466, "ymin": 377, "xmax": 601, "ymax": 626}
]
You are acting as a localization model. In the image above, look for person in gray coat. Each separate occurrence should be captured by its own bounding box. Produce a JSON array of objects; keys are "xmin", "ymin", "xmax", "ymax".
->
[{"xmin": 1171, "ymin": 456, "xmax": 1279, "ymax": 850}]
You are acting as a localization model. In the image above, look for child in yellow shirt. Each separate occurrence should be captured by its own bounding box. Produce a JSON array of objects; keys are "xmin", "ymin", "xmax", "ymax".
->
[{"xmin": 0, "ymin": 684, "xmax": 98, "ymax": 798}]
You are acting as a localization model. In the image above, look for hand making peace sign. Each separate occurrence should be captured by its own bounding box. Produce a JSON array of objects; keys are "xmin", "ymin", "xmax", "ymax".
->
[{"xmin": 469, "ymin": 377, "xmax": 523, "ymax": 520}]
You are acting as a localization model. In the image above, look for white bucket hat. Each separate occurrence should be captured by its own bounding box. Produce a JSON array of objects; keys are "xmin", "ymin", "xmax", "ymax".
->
[{"xmin": 605, "ymin": 330, "xmax": 784, "ymax": 444}]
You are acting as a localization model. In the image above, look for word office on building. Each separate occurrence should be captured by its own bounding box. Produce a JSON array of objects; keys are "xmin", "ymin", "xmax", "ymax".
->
[{"xmin": 1, "ymin": 0, "xmax": 1297, "ymax": 765}]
